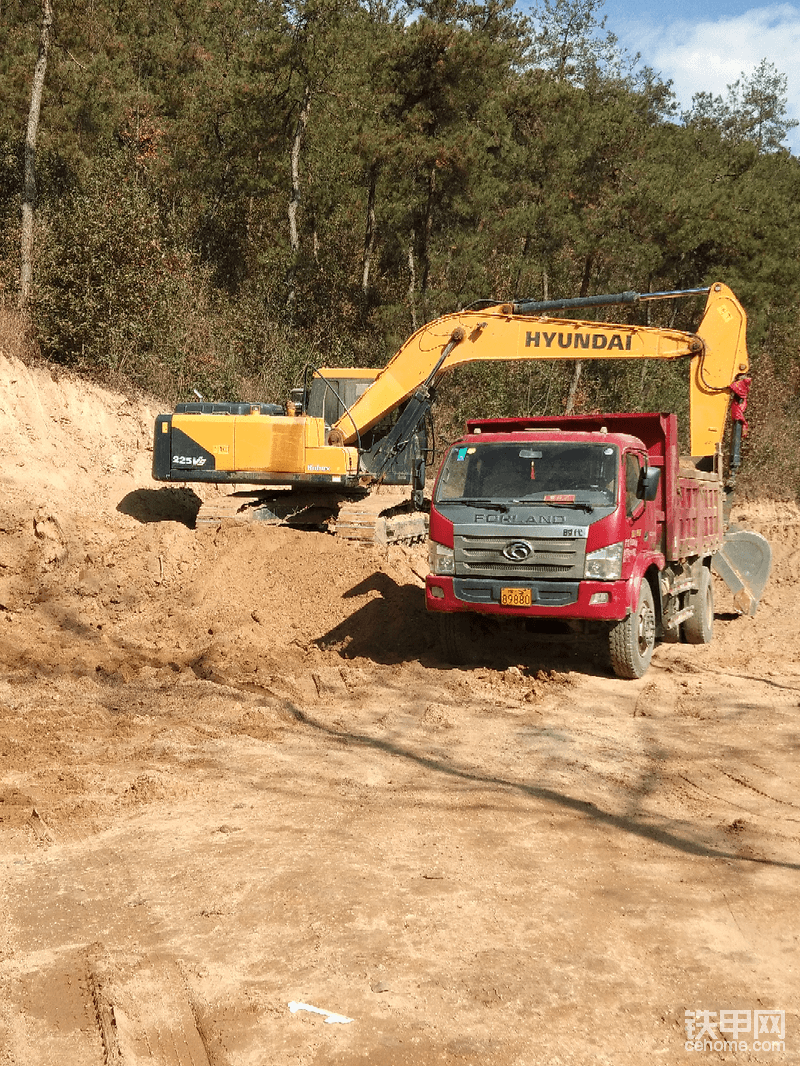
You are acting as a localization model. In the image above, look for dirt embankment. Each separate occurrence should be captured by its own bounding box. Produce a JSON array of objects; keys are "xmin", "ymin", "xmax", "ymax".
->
[{"xmin": 1, "ymin": 348, "xmax": 799, "ymax": 1066}]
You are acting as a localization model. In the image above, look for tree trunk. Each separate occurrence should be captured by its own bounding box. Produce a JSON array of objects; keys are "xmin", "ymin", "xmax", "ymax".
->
[
  {"xmin": 513, "ymin": 234, "xmax": 531, "ymax": 300},
  {"xmin": 361, "ymin": 164, "xmax": 378, "ymax": 300},
  {"xmin": 19, "ymin": 0, "xmax": 53, "ymax": 310},
  {"xmin": 288, "ymin": 86, "xmax": 311, "ymax": 255},
  {"xmin": 419, "ymin": 166, "xmax": 435, "ymax": 322},
  {"xmin": 565, "ymin": 254, "xmax": 593, "ymax": 414},
  {"xmin": 286, "ymin": 85, "xmax": 312, "ymax": 311},
  {"xmin": 407, "ymin": 237, "xmax": 418, "ymax": 333},
  {"xmin": 564, "ymin": 356, "xmax": 582, "ymax": 414}
]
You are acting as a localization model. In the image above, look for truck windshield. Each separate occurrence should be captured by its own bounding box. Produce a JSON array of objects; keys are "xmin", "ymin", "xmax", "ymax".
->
[{"xmin": 435, "ymin": 442, "xmax": 619, "ymax": 506}]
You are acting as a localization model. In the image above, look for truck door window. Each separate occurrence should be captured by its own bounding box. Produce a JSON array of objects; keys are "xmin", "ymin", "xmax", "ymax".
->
[{"xmin": 625, "ymin": 453, "xmax": 643, "ymax": 517}]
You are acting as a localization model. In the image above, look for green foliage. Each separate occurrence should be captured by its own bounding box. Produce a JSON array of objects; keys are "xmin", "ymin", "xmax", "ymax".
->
[
  {"xmin": 682, "ymin": 59, "xmax": 798, "ymax": 154},
  {"xmin": 0, "ymin": 0, "xmax": 798, "ymax": 498},
  {"xmin": 529, "ymin": 0, "xmax": 633, "ymax": 84},
  {"xmin": 35, "ymin": 152, "xmax": 179, "ymax": 371}
]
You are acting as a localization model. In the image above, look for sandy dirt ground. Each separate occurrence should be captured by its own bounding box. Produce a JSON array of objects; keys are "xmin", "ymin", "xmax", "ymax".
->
[{"xmin": 1, "ymin": 350, "xmax": 799, "ymax": 1066}]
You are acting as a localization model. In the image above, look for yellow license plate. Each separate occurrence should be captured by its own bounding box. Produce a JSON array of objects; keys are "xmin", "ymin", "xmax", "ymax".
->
[{"xmin": 501, "ymin": 587, "xmax": 532, "ymax": 607}]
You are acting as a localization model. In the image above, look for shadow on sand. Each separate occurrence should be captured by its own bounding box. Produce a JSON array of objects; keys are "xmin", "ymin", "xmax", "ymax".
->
[{"xmin": 117, "ymin": 487, "xmax": 202, "ymax": 527}]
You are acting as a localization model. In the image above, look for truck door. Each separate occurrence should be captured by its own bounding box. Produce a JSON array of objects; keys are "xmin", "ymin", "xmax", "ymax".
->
[{"xmin": 624, "ymin": 451, "xmax": 657, "ymax": 559}]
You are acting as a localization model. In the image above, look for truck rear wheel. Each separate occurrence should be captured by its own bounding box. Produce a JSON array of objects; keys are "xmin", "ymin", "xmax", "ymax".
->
[
  {"xmin": 438, "ymin": 612, "xmax": 481, "ymax": 666},
  {"xmin": 682, "ymin": 566, "xmax": 714, "ymax": 644},
  {"xmin": 609, "ymin": 580, "xmax": 656, "ymax": 679}
]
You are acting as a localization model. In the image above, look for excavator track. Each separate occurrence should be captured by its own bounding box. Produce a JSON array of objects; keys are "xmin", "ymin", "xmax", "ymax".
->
[
  {"xmin": 334, "ymin": 493, "xmax": 429, "ymax": 545},
  {"xmin": 196, "ymin": 486, "xmax": 428, "ymax": 545},
  {"xmin": 195, "ymin": 490, "xmax": 260, "ymax": 525},
  {"xmin": 196, "ymin": 488, "xmax": 341, "ymax": 528}
]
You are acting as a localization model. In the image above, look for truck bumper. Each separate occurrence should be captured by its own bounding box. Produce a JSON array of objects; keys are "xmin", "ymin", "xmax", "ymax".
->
[{"xmin": 425, "ymin": 575, "xmax": 631, "ymax": 621}]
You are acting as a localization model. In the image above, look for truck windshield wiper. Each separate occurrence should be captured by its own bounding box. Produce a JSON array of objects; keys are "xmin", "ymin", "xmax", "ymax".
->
[
  {"xmin": 442, "ymin": 496, "xmax": 594, "ymax": 513},
  {"xmin": 512, "ymin": 499, "xmax": 594, "ymax": 512},
  {"xmin": 445, "ymin": 498, "xmax": 510, "ymax": 511}
]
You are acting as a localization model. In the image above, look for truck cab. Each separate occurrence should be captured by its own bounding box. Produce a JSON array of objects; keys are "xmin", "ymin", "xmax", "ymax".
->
[{"xmin": 425, "ymin": 413, "xmax": 724, "ymax": 678}]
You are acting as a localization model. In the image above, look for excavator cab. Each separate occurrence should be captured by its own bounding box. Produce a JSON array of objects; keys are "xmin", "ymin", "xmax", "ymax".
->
[{"xmin": 304, "ymin": 369, "xmax": 381, "ymax": 426}]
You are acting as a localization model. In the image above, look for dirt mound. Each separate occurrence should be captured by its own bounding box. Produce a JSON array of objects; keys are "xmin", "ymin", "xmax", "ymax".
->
[
  {"xmin": 2, "ymin": 349, "xmax": 799, "ymax": 1066},
  {"xmin": 0, "ymin": 351, "xmax": 157, "ymax": 518},
  {"xmin": 0, "ymin": 348, "xmax": 449, "ymax": 754}
]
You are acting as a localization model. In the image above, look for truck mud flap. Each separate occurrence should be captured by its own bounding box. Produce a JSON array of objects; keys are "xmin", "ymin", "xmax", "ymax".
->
[{"xmin": 712, "ymin": 527, "xmax": 772, "ymax": 616}]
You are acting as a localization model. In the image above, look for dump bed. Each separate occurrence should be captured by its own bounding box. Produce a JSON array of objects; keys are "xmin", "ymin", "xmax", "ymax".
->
[{"xmin": 671, "ymin": 462, "xmax": 724, "ymax": 560}]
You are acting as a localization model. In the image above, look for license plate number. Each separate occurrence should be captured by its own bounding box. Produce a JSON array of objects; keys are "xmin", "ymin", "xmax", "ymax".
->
[{"xmin": 501, "ymin": 587, "xmax": 532, "ymax": 607}]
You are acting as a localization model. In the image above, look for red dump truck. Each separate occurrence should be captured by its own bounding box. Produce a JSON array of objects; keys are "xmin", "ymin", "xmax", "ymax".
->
[
  {"xmin": 424, "ymin": 283, "xmax": 773, "ymax": 677},
  {"xmin": 425, "ymin": 285, "xmax": 771, "ymax": 678},
  {"xmin": 425, "ymin": 411, "xmax": 754, "ymax": 677}
]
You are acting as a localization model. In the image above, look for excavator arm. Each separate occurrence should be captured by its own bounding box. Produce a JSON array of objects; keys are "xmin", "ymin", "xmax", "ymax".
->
[{"xmin": 333, "ymin": 282, "xmax": 749, "ymax": 458}]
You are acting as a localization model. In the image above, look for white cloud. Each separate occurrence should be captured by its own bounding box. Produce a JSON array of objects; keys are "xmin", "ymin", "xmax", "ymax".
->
[{"xmin": 620, "ymin": 4, "xmax": 800, "ymax": 151}]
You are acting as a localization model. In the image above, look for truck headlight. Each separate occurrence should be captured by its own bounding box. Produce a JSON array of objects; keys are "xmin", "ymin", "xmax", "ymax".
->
[
  {"xmin": 584, "ymin": 542, "xmax": 623, "ymax": 581},
  {"xmin": 428, "ymin": 541, "xmax": 455, "ymax": 575}
]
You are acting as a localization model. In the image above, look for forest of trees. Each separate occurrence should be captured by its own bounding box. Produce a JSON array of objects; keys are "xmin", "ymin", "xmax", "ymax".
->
[{"xmin": 1, "ymin": 0, "xmax": 799, "ymax": 496}]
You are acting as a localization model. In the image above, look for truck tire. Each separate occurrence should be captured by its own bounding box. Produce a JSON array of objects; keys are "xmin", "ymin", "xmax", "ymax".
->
[
  {"xmin": 609, "ymin": 580, "xmax": 656, "ymax": 679},
  {"xmin": 682, "ymin": 566, "xmax": 714, "ymax": 644},
  {"xmin": 438, "ymin": 612, "xmax": 480, "ymax": 666}
]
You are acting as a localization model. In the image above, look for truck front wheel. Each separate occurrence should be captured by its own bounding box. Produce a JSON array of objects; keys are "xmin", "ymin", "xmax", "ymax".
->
[
  {"xmin": 682, "ymin": 566, "xmax": 714, "ymax": 644},
  {"xmin": 438, "ymin": 612, "xmax": 481, "ymax": 666},
  {"xmin": 609, "ymin": 581, "xmax": 656, "ymax": 679}
]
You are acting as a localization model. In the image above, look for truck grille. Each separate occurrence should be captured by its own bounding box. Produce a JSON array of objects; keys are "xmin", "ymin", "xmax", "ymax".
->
[{"xmin": 454, "ymin": 535, "xmax": 586, "ymax": 580}]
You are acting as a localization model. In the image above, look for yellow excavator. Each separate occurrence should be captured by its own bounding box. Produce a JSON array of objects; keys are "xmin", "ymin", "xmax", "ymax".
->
[{"xmin": 152, "ymin": 282, "xmax": 769, "ymax": 605}]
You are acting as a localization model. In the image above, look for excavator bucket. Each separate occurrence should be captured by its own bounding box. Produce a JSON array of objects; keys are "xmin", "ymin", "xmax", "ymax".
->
[{"xmin": 712, "ymin": 527, "xmax": 772, "ymax": 616}]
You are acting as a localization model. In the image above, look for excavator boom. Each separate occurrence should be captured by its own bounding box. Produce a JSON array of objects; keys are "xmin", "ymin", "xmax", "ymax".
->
[{"xmin": 333, "ymin": 282, "xmax": 748, "ymax": 458}]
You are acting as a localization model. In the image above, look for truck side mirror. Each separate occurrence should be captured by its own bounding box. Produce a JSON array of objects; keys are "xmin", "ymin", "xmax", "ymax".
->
[{"xmin": 639, "ymin": 467, "xmax": 660, "ymax": 502}]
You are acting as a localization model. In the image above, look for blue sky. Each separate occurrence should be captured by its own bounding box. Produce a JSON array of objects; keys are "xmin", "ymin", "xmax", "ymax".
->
[{"xmin": 598, "ymin": 1, "xmax": 800, "ymax": 153}]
